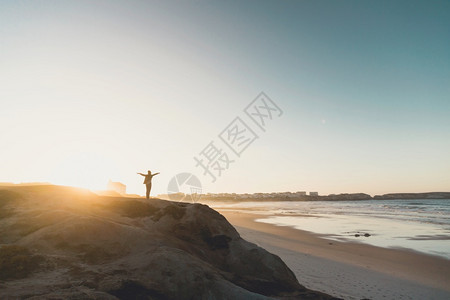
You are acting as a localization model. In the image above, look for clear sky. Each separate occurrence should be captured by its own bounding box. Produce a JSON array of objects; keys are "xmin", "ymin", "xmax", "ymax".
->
[{"xmin": 1, "ymin": 0, "xmax": 449, "ymax": 196}]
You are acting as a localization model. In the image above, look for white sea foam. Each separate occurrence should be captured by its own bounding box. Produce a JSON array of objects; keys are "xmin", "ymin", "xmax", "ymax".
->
[{"xmin": 210, "ymin": 199, "xmax": 450, "ymax": 259}]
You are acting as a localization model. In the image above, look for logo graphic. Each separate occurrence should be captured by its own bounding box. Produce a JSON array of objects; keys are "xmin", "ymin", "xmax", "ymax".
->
[
  {"xmin": 219, "ymin": 117, "xmax": 258, "ymax": 157},
  {"xmin": 167, "ymin": 173, "xmax": 202, "ymax": 203},
  {"xmin": 194, "ymin": 92, "xmax": 282, "ymax": 183}
]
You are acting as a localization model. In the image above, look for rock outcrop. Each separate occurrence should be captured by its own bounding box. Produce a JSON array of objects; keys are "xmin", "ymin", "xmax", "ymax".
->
[{"xmin": 0, "ymin": 185, "xmax": 336, "ymax": 299}]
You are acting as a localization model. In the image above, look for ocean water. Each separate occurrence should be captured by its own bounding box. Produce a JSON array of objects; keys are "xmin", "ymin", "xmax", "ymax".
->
[{"xmin": 210, "ymin": 199, "xmax": 450, "ymax": 259}]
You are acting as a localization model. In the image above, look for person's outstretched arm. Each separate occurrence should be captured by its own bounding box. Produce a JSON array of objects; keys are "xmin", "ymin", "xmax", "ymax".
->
[
  {"xmin": 137, "ymin": 173, "xmax": 146, "ymax": 176},
  {"xmin": 152, "ymin": 172, "xmax": 160, "ymax": 176}
]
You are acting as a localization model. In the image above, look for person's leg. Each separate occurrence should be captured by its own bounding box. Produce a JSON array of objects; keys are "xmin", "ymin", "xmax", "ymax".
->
[{"xmin": 146, "ymin": 184, "xmax": 150, "ymax": 199}]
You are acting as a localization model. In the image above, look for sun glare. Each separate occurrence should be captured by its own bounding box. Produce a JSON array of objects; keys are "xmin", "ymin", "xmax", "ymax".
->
[{"xmin": 47, "ymin": 151, "xmax": 115, "ymax": 191}]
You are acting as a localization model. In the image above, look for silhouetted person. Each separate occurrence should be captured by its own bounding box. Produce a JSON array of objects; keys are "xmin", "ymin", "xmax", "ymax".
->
[{"xmin": 138, "ymin": 170, "xmax": 160, "ymax": 199}]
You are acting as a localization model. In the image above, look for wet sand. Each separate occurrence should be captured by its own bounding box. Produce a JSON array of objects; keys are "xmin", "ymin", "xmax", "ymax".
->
[{"xmin": 219, "ymin": 210, "xmax": 450, "ymax": 300}]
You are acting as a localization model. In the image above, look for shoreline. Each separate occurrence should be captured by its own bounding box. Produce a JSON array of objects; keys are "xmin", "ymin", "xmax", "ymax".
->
[
  {"xmin": 210, "ymin": 199, "xmax": 450, "ymax": 260},
  {"xmin": 218, "ymin": 210, "xmax": 450, "ymax": 300},
  {"xmin": 192, "ymin": 193, "xmax": 450, "ymax": 202}
]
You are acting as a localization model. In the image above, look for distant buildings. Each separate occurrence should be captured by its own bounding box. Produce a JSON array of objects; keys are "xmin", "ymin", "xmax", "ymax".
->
[
  {"xmin": 107, "ymin": 180, "xmax": 126, "ymax": 195},
  {"xmin": 193, "ymin": 191, "xmax": 319, "ymax": 201}
]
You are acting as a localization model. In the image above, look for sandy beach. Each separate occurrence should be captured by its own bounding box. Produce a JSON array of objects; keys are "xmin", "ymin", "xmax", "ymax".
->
[{"xmin": 218, "ymin": 210, "xmax": 450, "ymax": 300}]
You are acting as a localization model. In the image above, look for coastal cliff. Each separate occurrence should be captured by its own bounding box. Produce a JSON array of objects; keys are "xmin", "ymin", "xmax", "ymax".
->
[{"xmin": 0, "ymin": 185, "xmax": 336, "ymax": 299}]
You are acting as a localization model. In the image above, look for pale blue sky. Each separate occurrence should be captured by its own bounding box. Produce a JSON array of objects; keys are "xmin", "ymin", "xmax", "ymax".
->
[{"xmin": 1, "ymin": 1, "xmax": 449, "ymax": 195}]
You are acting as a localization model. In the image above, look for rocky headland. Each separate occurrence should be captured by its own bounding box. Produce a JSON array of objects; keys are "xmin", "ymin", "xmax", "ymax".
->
[
  {"xmin": 373, "ymin": 192, "xmax": 450, "ymax": 200},
  {"xmin": 0, "ymin": 185, "xmax": 337, "ymax": 299}
]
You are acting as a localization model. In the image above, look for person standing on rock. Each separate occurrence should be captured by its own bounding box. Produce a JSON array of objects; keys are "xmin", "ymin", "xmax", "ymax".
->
[{"xmin": 137, "ymin": 170, "xmax": 160, "ymax": 199}]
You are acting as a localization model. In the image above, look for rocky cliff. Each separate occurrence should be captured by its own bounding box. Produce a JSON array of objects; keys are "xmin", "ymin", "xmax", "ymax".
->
[{"xmin": 0, "ymin": 185, "xmax": 336, "ymax": 299}]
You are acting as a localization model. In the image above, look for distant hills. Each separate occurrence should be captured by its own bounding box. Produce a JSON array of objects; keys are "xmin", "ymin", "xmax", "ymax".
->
[
  {"xmin": 196, "ymin": 192, "xmax": 450, "ymax": 202},
  {"xmin": 373, "ymin": 192, "xmax": 450, "ymax": 200},
  {"xmin": 1, "ymin": 183, "xmax": 448, "ymax": 201}
]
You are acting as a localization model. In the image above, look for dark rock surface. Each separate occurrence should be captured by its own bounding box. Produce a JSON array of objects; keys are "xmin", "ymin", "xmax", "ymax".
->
[{"xmin": 0, "ymin": 185, "xmax": 338, "ymax": 299}]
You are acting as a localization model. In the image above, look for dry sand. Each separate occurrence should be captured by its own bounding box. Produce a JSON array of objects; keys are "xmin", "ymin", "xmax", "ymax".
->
[{"xmin": 218, "ymin": 210, "xmax": 450, "ymax": 300}]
